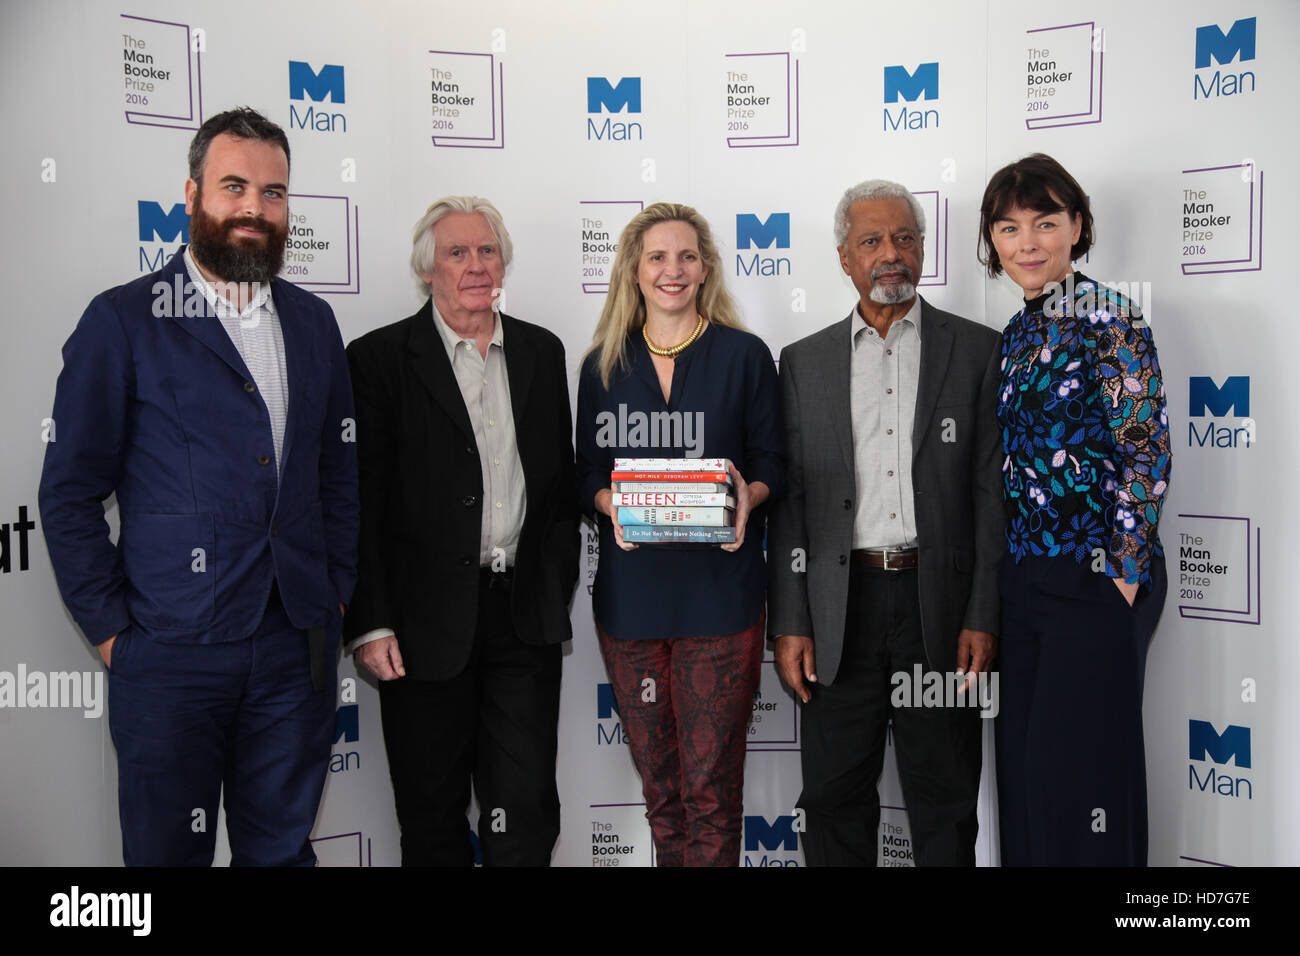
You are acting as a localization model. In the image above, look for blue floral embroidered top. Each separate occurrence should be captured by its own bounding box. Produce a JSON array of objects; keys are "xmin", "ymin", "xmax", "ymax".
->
[{"xmin": 997, "ymin": 274, "xmax": 1170, "ymax": 586}]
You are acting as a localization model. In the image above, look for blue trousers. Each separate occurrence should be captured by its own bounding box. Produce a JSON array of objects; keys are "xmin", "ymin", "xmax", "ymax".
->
[
  {"xmin": 107, "ymin": 602, "xmax": 337, "ymax": 866},
  {"xmin": 996, "ymin": 554, "xmax": 1166, "ymax": 866}
]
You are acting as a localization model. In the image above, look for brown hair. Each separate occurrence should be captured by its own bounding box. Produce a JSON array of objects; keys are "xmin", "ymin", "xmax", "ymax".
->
[{"xmin": 978, "ymin": 153, "xmax": 1094, "ymax": 278}]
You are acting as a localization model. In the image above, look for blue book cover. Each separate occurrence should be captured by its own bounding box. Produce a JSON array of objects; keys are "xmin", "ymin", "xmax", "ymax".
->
[{"xmin": 621, "ymin": 526, "xmax": 737, "ymax": 544}]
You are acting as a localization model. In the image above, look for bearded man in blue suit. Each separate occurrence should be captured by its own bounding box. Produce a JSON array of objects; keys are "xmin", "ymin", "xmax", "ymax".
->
[{"xmin": 39, "ymin": 108, "xmax": 359, "ymax": 866}]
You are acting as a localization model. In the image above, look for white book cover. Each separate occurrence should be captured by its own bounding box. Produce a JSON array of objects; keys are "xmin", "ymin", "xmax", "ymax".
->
[
  {"xmin": 613, "ymin": 457, "xmax": 734, "ymax": 473},
  {"xmin": 612, "ymin": 492, "xmax": 736, "ymax": 508},
  {"xmin": 617, "ymin": 507, "xmax": 735, "ymax": 527}
]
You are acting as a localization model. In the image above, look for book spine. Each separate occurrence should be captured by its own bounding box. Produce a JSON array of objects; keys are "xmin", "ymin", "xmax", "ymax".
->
[
  {"xmin": 621, "ymin": 526, "xmax": 737, "ymax": 544},
  {"xmin": 611, "ymin": 481, "xmax": 731, "ymax": 493},
  {"xmin": 617, "ymin": 507, "xmax": 734, "ymax": 526},
  {"xmin": 613, "ymin": 457, "xmax": 732, "ymax": 472},
  {"xmin": 609, "ymin": 471, "xmax": 731, "ymax": 483},
  {"xmin": 612, "ymin": 493, "xmax": 735, "ymax": 508}
]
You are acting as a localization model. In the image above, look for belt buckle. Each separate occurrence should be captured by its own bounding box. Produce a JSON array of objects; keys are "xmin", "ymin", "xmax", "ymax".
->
[{"xmin": 881, "ymin": 548, "xmax": 900, "ymax": 572}]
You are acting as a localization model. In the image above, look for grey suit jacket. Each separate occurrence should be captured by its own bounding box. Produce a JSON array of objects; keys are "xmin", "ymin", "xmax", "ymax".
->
[{"xmin": 767, "ymin": 297, "xmax": 1003, "ymax": 685}]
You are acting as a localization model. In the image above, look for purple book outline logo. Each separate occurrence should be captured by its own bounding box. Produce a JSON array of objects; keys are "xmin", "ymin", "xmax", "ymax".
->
[
  {"xmin": 1181, "ymin": 164, "xmax": 1263, "ymax": 275},
  {"xmin": 120, "ymin": 14, "xmax": 203, "ymax": 131},
  {"xmin": 287, "ymin": 194, "xmax": 360, "ymax": 295},
  {"xmin": 746, "ymin": 654, "xmax": 799, "ymax": 748},
  {"xmin": 310, "ymin": 831, "xmax": 373, "ymax": 866},
  {"xmin": 915, "ymin": 190, "xmax": 948, "ymax": 288},
  {"xmin": 589, "ymin": 803, "xmax": 655, "ymax": 866},
  {"xmin": 429, "ymin": 51, "xmax": 504, "ymax": 149},
  {"xmin": 1176, "ymin": 514, "xmax": 1261, "ymax": 625},
  {"xmin": 579, "ymin": 201, "xmax": 644, "ymax": 294},
  {"xmin": 724, "ymin": 52, "xmax": 800, "ymax": 148},
  {"xmin": 1025, "ymin": 21, "xmax": 1103, "ymax": 130}
]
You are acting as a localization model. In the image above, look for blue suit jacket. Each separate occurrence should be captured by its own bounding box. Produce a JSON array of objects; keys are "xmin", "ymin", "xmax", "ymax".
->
[{"xmin": 39, "ymin": 249, "xmax": 359, "ymax": 646}]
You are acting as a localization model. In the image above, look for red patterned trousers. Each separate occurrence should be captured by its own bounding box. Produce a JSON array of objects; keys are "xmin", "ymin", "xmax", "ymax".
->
[{"xmin": 597, "ymin": 616, "xmax": 764, "ymax": 867}]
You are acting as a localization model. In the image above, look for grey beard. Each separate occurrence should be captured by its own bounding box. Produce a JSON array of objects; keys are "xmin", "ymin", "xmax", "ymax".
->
[{"xmin": 869, "ymin": 281, "xmax": 916, "ymax": 305}]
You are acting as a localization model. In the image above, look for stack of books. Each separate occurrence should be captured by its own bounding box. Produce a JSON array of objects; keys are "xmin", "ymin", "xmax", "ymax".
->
[{"xmin": 610, "ymin": 458, "xmax": 736, "ymax": 544}]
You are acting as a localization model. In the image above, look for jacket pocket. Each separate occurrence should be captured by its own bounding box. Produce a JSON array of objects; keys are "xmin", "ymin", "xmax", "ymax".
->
[{"xmin": 120, "ymin": 513, "xmax": 216, "ymax": 630}]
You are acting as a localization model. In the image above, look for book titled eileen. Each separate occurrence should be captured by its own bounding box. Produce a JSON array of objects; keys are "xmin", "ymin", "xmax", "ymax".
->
[
  {"xmin": 622, "ymin": 526, "xmax": 737, "ymax": 544},
  {"xmin": 617, "ymin": 507, "xmax": 734, "ymax": 527},
  {"xmin": 612, "ymin": 492, "xmax": 736, "ymax": 508}
]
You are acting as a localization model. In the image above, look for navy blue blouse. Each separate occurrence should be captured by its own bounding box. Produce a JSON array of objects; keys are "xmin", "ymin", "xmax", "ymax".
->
[{"xmin": 576, "ymin": 323, "xmax": 786, "ymax": 640}]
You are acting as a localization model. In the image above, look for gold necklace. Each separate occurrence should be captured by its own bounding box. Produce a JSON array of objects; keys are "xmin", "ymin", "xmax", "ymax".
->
[{"xmin": 643, "ymin": 314, "xmax": 705, "ymax": 358}]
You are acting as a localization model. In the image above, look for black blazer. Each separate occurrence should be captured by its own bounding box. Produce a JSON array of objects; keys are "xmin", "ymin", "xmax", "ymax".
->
[
  {"xmin": 345, "ymin": 302, "xmax": 579, "ymax": 680},
  {"xmin": 767, "ymin": 299, "xmax": 1003, "ymax": 683}
]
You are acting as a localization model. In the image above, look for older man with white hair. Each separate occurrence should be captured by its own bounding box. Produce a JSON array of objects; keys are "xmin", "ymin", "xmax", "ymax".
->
[
  {"xmin": 768, "ymin": 179, "xmax": 1004, "ymax": 866},
  {"xmin": 346, "ymin": 197, "xmax": 579, "ymax": 866}
]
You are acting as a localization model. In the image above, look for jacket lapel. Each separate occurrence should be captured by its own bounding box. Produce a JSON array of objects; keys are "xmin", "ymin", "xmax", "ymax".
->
[
  {"xmin": 164, "ymin": 249, "xmax": 253, "ymax": 382},
  {"xmin": 912, "ymin": 298, "xmax": 953, "ymax": 454},
  {"xmin": 407, "ymin": 299, "xmax": 475, "ymax": 442},
  {"xmin": 823, "ymin": 315, "xmax": 855, "ymax": 472},
  {"xmin": 501, "ymin": 314, "xmax": 535, "ymax": 433}
]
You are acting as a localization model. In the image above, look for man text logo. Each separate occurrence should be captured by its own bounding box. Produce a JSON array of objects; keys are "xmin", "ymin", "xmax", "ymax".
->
[
  {"xmin": 1194, "ymin": 17, "xmax": 1256, "ymax": 100},
  {"xmin": 1195, "ymin": 18, "xmax": 1256, "ymax": 69},
  {"xmin": 743, "ymin": 813, "xmax": 803, "ymax": 866},
  {"xmin": 137, "ymin": 201, "xmax": 189, "ymax": 243},
  {"xmin": 883, "ymin": 63, "xmax": 939, "ymax": 131},
  {"xmin": 596, "ymin": 682, "xmax": 627, "ymax": 745},
  {"xmin": 289, "ymin": 61, "xmax": 345, "ymax": 102},
  {"xmin": 884, "ymin": 63, "xmax": 939, "ymax": 102},
  {"xmin": 735, "ymin": 213, "xmax": 791, "ymax": 277},
  {"xmin": 587, "ymin": 77, "xmax": 642, "ymax": 141},
  {"xmin": 331, "ymin": 680, "xmax": 359, "ymax": 774},
  {"xmin": 1188, "ymin": 375, "xmax": 1252, "ymax": 448},
  {"xmin": 1188, "ymin": 719, "xmax": 1252, "ymax": 800},
  {"xmin": 290, "ymin": 61, "xmax": 347, "ymax": 131},
  {"xmin": 137, "ymin": 201, "xmax": 188, "ymax": 273},
  {"xmin": 597, "ymin": 682, "xmax": 620, "ymax": 720}
]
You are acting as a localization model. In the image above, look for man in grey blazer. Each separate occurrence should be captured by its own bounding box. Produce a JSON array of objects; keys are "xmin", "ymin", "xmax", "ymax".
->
[{"xmin": 768, "ymin": 179, "xmax": 1003, "ymax": 866}]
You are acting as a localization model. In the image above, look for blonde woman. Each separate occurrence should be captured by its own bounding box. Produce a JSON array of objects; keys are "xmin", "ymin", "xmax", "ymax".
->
[{"xmin": 576, "ymin": 202, "xmax": 785, "ymax": 866}]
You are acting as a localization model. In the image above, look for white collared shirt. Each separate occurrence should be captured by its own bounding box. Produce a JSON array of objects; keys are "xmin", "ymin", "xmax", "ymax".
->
[
  {"xmin": 429, "ymin": 301, "xmax": 527, "ymax": 568},
  {"xmin": 849, "ymin": 296, "xmax": 922, "ymax": 549}
]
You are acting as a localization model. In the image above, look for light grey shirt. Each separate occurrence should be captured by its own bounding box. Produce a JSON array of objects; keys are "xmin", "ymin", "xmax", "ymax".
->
[
  {"xmin": 183, "ymin": 247, "xmax": 288, "ymax": 475},
  {"xmin": 850, "ymin": 296, "xmax": 921, "ymax": 550},
  {"xmin": 429, "ymin": 302, "xmax": 527, "ymax": 567}
]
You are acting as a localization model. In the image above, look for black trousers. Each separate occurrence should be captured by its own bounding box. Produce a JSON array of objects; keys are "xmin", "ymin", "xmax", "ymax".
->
[
  {"xmin": 996, "ymin": 554, "xmax": 1167, "ymax": 866},
  {"xmin": 377, "ymin": 573, "xmax": 562, "ymax": 866},
  {"xmin": 798, "ymin": 565, "xmax": 983, "ymax": 866}
]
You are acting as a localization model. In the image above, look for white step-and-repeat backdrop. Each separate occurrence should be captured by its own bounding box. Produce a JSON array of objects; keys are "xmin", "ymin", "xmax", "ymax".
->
[{"xmin": 1, "ymin": 0, "xmax": 1294, "ymax": 866}]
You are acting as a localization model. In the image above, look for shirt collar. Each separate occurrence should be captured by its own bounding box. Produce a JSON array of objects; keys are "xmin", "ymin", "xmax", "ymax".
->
[
  {"xmin": 430, "ymin": 298, "xmax": 503, "ymax": 362},
  {"xmin": 850, "ymin": 295, "xmax": 922, "ymax": 349},
  {"xmin": 182, "ymin": 246, "xmax": 274, "ymax": 320}
]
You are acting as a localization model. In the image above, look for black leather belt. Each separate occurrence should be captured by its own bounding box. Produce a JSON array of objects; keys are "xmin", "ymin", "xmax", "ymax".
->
[
  {"xmin": 480, "ymin": 565, "xmax": 514, "ymax": 592},
  {"xmin": 852, "ymin": 548, "xmax": 918, "ymax": 571}
]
